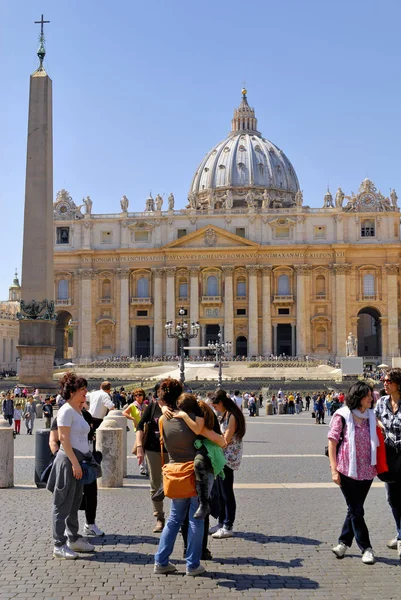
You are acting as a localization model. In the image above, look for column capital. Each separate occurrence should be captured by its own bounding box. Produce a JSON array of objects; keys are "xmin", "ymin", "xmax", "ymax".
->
[
  {"xmin": 77, "ymin": 269, "xmax": 95, "ymax": 279},
  {"xmin": 164, "ymin": 267, "xmax": 176, "ymax": 277},
  {"xmin": 260, "ymin": 265, "xmax": 273, "ymax": 275},
  {"xmin": 385, "ymin": 263, "xmax": 399, "ymax": 275},
  {"xmin": 246, "ymin": 265, "xmax": 259, "ymax": 276},
  {"xmin": 188, "ymin": 266, "xmax": 201, "ymax": 275},
  {"xmin": 294, "ymin": 264, "xmax": 312, "ymax": 274},
  {"xmin": 222, "ymin": 266, "xmax": 235, "ymax": 276},
  {"xmin": 333, "ymin": 263, "xmax": 352, "ymax": 275},
  {"xmin": 152, "ymin": 268, "xmax": 164, "ymax": 278},
  {"xmin": 116, "ymin": 268, "xmax": 131, "ymax": 279}
]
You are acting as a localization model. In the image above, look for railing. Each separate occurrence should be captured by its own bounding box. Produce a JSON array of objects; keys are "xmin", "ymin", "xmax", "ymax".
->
[
  {"xmin": 130, "ymin": 297, "xmax": 153, "ymax": 305},
  {"xmin": 361, "ymin": 294, "xmax": 380, "ymax": 301},
  {"xmin": 55, "ymin": 298, "xmax": 72, "ymax": 306},
  {"xmin": 236, "ymin": 295, "xmax": 247, "ymax": 301},
  {"xmin": 315, "ymin": 293, "xmax": 327, "ymax": 300},
  {"xmin": 273, "ymin": 295, "xmax": 294, "ymax": 303},
  {"xmin": 201, "ymin": 295, "xmax": 222, "ymax": 304},
  {"xmin": 100, "ymin": 298, "xmax": 112, "ymax": 304},
  {"xmin": 178, "ymin": 296, "xmax": 189, "ymax": 302}
]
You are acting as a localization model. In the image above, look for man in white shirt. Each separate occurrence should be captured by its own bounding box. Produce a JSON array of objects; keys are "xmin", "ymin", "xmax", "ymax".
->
[
  {"xmin": 232, "ymin": 390, "xmax": 243, "ymax": 411},
  {"xmin": 88, "ymin": 381, "xmax": 115, "ymax": 429}
]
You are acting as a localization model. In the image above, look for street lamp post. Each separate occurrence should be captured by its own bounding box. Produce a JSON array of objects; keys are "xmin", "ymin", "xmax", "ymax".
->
[
  {"xmin": 165, "ymin": 307, "xmax": 200, "ymax": 385},
  {"xmin": 208, "ymin": 331, "xmax": 232, "ymax": 389}
]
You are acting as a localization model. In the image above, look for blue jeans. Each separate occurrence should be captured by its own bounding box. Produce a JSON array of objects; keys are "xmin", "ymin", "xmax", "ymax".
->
[
  {"xmin": 155, "ymin": 496, "xmax": 203, "ymax": 570},
  {"xmin": 339, "ymin": 473, "xmax": 373, "ymax": 552},
  {"xmin": 385, "ymin": 479, "xmax": 401, "ymax": 540}
]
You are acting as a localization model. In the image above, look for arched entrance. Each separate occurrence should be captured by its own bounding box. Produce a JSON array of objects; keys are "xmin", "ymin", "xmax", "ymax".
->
[
  {"xmin": 136, "ymin": 325, "xmax": 150, "ymax": 357},
  {"xmin": 55, "ymin": 311, "xmax": 73, "ymax": 360},
  {"xmin": 205, "ymin": 325, "xmax": 220, "ymax": 356},
  {"xmin": 236, "ymin": 336, "xmax": 247, "ymax": 357},
  {"xmin": 357, "ymin": 307, "xmax": 381, "ymax": 357}
]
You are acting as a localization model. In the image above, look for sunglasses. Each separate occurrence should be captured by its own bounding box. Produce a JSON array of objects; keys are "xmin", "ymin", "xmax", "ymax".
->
[
  {"xmin": 383, "ymin": 379, "xmax": 393, "ymax": 384},
  {"xmin": 134, "ymin": 393, "xmax": 144, "ymax": 396}
]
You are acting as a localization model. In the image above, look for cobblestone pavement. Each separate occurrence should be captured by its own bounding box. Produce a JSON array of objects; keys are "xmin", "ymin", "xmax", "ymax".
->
[{"xmin": 1, "ymin": 410, "xmax": 400, "ymax": 599}]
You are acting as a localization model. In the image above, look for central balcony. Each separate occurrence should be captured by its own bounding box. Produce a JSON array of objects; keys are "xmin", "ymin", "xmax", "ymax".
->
[
  {"xmin": 130, "ymin": 297, "xmax": 153, "ymax": 305},
  {"xmin": 201, "ymin": 295, "xmax": 222, "ymax": 305},
  {"xmin": 273, "ymin": 294, "xmax": 294, "ymax": 304},
  {"xmin": 55, "ymin": 298, "xmax": 73, "ymax": 306}
]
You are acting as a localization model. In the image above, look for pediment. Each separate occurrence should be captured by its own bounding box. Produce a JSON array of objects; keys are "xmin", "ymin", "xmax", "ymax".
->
[{"xmin": 162, "ymin": 225, "xmax": 259, "ymax": 250}]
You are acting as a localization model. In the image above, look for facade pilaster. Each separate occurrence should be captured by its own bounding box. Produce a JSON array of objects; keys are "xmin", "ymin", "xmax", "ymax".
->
[
  {"xmin": 335, "ymin": 214, "xmax": 344, "ymax": 243},
  {"xmin": 247, "ymin": 266, "xmax": 258, "ymax": 357},
  {"xmin": 152, "ymin": 268, "xmax": 164, "ymax": 356},
  {"xmin": 385, "ymin": 264, "xmax": 399, "ymax": 357},
  {"xmin": 117, "ymin": 269, "xmax": 130, "ymax": 356},
  {"xmin": 222, "ymin": 266, "xmax": 234, "ymax": 355},
  {"xmin": 273, "ymin": 323, "xmax": 278, "ymax": 355},
  {"xmin": 78, "ymin": 269, "xmax": 94, "ymax": 360},
  {"xmin": 82, "ymin": 221, "xmax": 92, "ymax": 250},
  {"xmin": 333, "ymin": 264, "xmax": 351, "ymax": 358},
  {"xmin": 295, "ymin": 265, "xmax": 311, "ymax": 356},
  {"xmin": 189, "ymin": 267, "xmax": 200, "ymax": 351},
  {"xmin": 165, "ymin": 268, "xmax": 176, "ymax": 355},
  {"xmin": 71, "ymin": 321, "xmax": 79, "ymax": 359},
  {"xmin": 261, "ymin": 266, "xmax": 272, "ymax": 356}
]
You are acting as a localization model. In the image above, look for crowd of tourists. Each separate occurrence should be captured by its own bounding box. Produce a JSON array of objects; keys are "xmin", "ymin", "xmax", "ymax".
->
[{"xmin": 3, "ymin": 368, "xmax": 401, "ymax": 574}]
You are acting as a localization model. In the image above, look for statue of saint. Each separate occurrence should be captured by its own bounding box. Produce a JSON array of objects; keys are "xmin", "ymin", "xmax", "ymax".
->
[
  {"xmin": 295, "ymin": 190, "xmax": 303, "ymax": 207},
  {"xmin": 155, "ymin": 194, "xmax": 163, "ymax": 210},
  {"xmin": 145, "ymin": 195, "xmax": 155, "ymax": 212},
  {"xmin": 120, "ymin": 195, "xmax": 129, "ymax": 212},
  {"xmin": 84, "ymin": 196, "xmax": 92, "ymax": 215},
  {"xmin": 262, "ymin": 189, "xmax": 270, "ymax": 209},
  {"xmin": 208, "ymin": 190, "xmax": 216, "ymax": 209},
  {"xmin": 225, "ymin": 190, "xmax": 233, "ymax": 209},
  {"xmin": 346, "ymin": 332, "xmax": 357, "ymax": 357},
  {"xmin": 335, "ymin": 187, "xmax": 345, "ymax": 208},
  {"xmin": 168, "ymin": 192, "xmax": 175, "ymax": 210},
  {"xmin": 245, "ymin": 190, "xmax": 254, "ymax": 208},
  {"xmin": 188, "ymin": 191, "xmax": 198, "ymax": 209},
  {"xmin": 390, "ymin": 189, "xmax": 398, "ymax": 209}
]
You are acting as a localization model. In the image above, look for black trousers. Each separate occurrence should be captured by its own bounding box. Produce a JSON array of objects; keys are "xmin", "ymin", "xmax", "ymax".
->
[
  {"xmin": 79, "ymin": 479, "xmax": 98, "ymax": 525},
  {"xmin": 339, "ymin": 473, "xmax": 373, "ymax": 552}
]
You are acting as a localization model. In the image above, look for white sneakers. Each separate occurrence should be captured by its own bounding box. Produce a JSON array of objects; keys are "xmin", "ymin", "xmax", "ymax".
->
[
  {"xmin": 84, "ymin": 523, "xmax": 105, "ymax": 537},
  {"xmin": 362, "ymin": 548, "xmax": 375, "ymax": 565},
  {"xmin": 67, "ymin": 538, "xmax": 95, "ymax": 553},
  {"xmin": 387, "ymin": 537, "xmax": 398, "ymax": 549},
  {"xmin": 332, "ymin": 542, "xmax": 347, "ymax": 558},
  {"xmin": 53, "ymin": 544, "xmax": 78, "ymax": 560},
  {"xmin": 208, "ymin": 523, "xmax": 222, "ymax": 535},
  {"xmin": 186, "ymin": 565, "xmax": 206, "ymax": 576},
  {"xmin": 212, "ymin": 527, "xmax": 234, "ymax": 539},
  {"xmin": 153, "ymin": 562, "xmax": 177, "ymax": 574}
]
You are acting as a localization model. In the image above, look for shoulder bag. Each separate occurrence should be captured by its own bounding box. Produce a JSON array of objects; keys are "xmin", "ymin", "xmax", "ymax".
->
[
  {"xmin": 159, "ymin": 418, "xmax": 197, "ymax": 499},
  {"xmin": 132, "ymin": 402, "xmax": 156, "ymax": 455}
]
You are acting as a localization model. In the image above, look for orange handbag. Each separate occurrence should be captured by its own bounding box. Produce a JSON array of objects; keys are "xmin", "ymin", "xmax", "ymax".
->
[{"xmin": 159, "ymin": 419, "xmax": 197, "ymax": 499}]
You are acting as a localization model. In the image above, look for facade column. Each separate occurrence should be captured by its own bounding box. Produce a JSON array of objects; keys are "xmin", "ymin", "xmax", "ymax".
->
[
  {"xmin": 79, "ymin": 269, "xmax": 93, "ymax": 360},
  {"xmin": 291, "ymin": 323, "xmax": 296, "ymax": 357},
  {"xmin": 295, "ymin": 265, "xmax": 311, "ymax": 357},
  {"xmin": 247, "ymin": 266, "xmax": 259, "ymax": 357},
  {"xmin": 273, "ymin": 323, "xmax": 278, "ymax": 355},
  {"xmin": 165, "ymin": 268, "xmax": 176, "ymax": 355},
  {"xmin": 333, "ymin": 264, "xmax": 351, "ymax": 359},
  {"xmin": 189, "ymin": 267, "xmax": 200, "ymax": 351},
  {"xmin": 386, "ymin": 264, "xmax": 399, "ymax": 358},
  {"xmin": 117, "ymin": 269, "xmax": 130, "ymax": 356},
  {"xmin": 71, "ymin": 321, "xmax": 79, "ymax": 360},
  {"xmin": 222, "ymin": 266, "xmax": 234, "ymax": 355},
  {"xmin": 152, "ymin": 268, "xmax": 164, "ymax": 356},
  {"xmin": 261, "ymin": 266, "xmax": 272, "ymax": 356}
]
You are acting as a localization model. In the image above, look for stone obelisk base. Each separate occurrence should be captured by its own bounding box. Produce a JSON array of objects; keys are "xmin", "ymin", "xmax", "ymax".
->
[{"xmin": 17, "ymin": 320, "xmax": 57, "ymax": 391}]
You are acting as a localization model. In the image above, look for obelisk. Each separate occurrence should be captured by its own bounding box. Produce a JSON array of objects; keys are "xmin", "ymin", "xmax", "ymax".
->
[{"xmin": 17, "ymin": 15, "xmax": 57, "ymax": 390}]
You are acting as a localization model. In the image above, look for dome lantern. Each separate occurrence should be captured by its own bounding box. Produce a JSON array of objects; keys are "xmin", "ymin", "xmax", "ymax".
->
[{"xmin": 230, "ymin": 89, "xmax": 260, "ymax": 136}]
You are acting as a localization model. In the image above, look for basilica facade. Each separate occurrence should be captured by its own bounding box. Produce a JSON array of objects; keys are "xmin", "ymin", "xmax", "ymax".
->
[{"xmin": 52, "ymin": 91, "xmax": 401, "ymax": 364}]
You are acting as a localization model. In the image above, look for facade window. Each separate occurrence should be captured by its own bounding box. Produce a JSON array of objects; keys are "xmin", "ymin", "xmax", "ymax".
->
[
  {"xmin": 316, "ymin": 275, "xmax": 326, "ymax": 297},
  {"xmin": 137, "ymin": 277, "xmax": 149, "ymax": 298},
  {"xmin": 361, "ymin": 219, "xmax": 375, "ymax": 237},
  {"xmin": 236, "ymin": 308, "xmax": 246, "ymax": 316},
  {"xmin": 235, "ymin": 228, "xmax": 245, "ymax": 238},
  {"xmin": 101, "ymin": 231, "xmax": 112, "ymax": 244},
  {"xmin": 317, "ymin": 327, "xmax": 327, "ymax": 347},
  {"xmin": 135, "ymin": 230, "xmax": 149, "ymax": 242},
  {"xmin": 278, "ymin": 308, "xmax": 290, "ymax": 315},
  {"xmin": 314, "ymin": 226, "xmax": 326, "ymax": 239},
  {"xmin": 277, "ymin": 274, "xmax": 290, "ymax": 295},
  {"xmin": 57, "ymin": 279, "xmax": 69, "ymax": 300},
  {"xmin": 137, "ymin": 310, "xmax": 148, "ymax": 317},
  {"xmin": 177, "ymin": 229, "xmax": 187, "ymax": 238},
  {"xmin": 363, "ymin": 274, "xmax": 375, "ymax": 297},
  {"xmin": 179, "ymin": 282, "xmax": 188, "ymax": 298},
  {"xmin": 56, "ymin": 227, "xmax": 70, "ymax": 244},
  {"xmin": 101, "ymin": 328, "xmax": 112, "ymax": 349},
  {"xmin": 275, "ymin": 227, "xmax": 290, "ymax": 239},
  {"xmin": 102, "ymin": 279, "xmax": 111, "ymax": 299},
  {"xmin": 236, "ymin": 278, "xmax": 246, "ymax": 297},
  {"xmin": 206, "ymin": 275, "xmax": 218, "ymax": 296}
]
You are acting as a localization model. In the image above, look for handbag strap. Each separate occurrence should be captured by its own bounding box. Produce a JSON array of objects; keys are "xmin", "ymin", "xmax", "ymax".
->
[{"xmin": 159, "ymin": 417, "xmax": 165, "ymax": 467}]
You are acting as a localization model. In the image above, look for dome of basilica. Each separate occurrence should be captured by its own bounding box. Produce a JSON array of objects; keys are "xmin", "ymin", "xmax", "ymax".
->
[{"xmin": 188, "ymin": 90, "xmax": 300, "ymax": 210}]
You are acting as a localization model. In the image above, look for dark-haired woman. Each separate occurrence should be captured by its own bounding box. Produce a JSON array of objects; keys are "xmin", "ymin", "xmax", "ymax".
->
[
  {"xmin": 327, "ymin": 381, "xmax": 378, "ymax": 565},
  {"xmin": 375, "ymin": 368, "xmax": 401, "ymax": 558},
  {"xmin": 47, "ymin": 373, "xmax": 96, "ymax": 559},
  {"xmin": 210, "ymin": 389, "xmax": 246, "ymax": 539}
]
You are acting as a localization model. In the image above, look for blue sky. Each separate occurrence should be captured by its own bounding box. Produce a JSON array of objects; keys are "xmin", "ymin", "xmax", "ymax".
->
[{"xmin": 1, "ymin": 0, "xmax": 401, "ymax": 299}]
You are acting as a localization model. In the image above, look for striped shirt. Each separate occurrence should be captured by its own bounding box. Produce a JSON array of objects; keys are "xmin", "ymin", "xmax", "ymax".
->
[{"xmin": 374, "ymin": 395, "xmax": 401, "ymax": 450}]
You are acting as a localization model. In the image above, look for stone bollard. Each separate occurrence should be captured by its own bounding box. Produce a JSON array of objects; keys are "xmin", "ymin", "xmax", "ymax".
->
[
  {"xmin": 265, "ymin": 401, "xmax": 273, "ymax": 415},
  {"xmin": 35, "ymin": 403, "xmax": 43, "ymax": 419},
  {"xmin": 0, "ymin": 416, "xmax": 14, "ymax": 488},
  {"xmin": 278, "ymin": 402, "xmax": 285, "ymax": 415},
  {"xmin": 104, "ymin": 410, "xmax": 128, "ymax": 476},
  {"xmin": 96, "ymin": 420, "xmax": 123, "ymax": 488},
  {"xmin": 255, "ymin": 398, "xmax": 260, "ymax": 416}
]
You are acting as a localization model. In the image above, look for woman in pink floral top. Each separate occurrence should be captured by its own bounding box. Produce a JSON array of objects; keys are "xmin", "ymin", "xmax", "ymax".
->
[{"xmin": 327, "ymin": 381, "xmax": 379, "ymax": 565}]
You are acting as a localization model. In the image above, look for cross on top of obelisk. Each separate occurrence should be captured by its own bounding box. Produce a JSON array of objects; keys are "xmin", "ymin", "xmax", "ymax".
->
[{"xmin": 34, "ymin": 14, "xmax": 50, "ymax": 70}]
